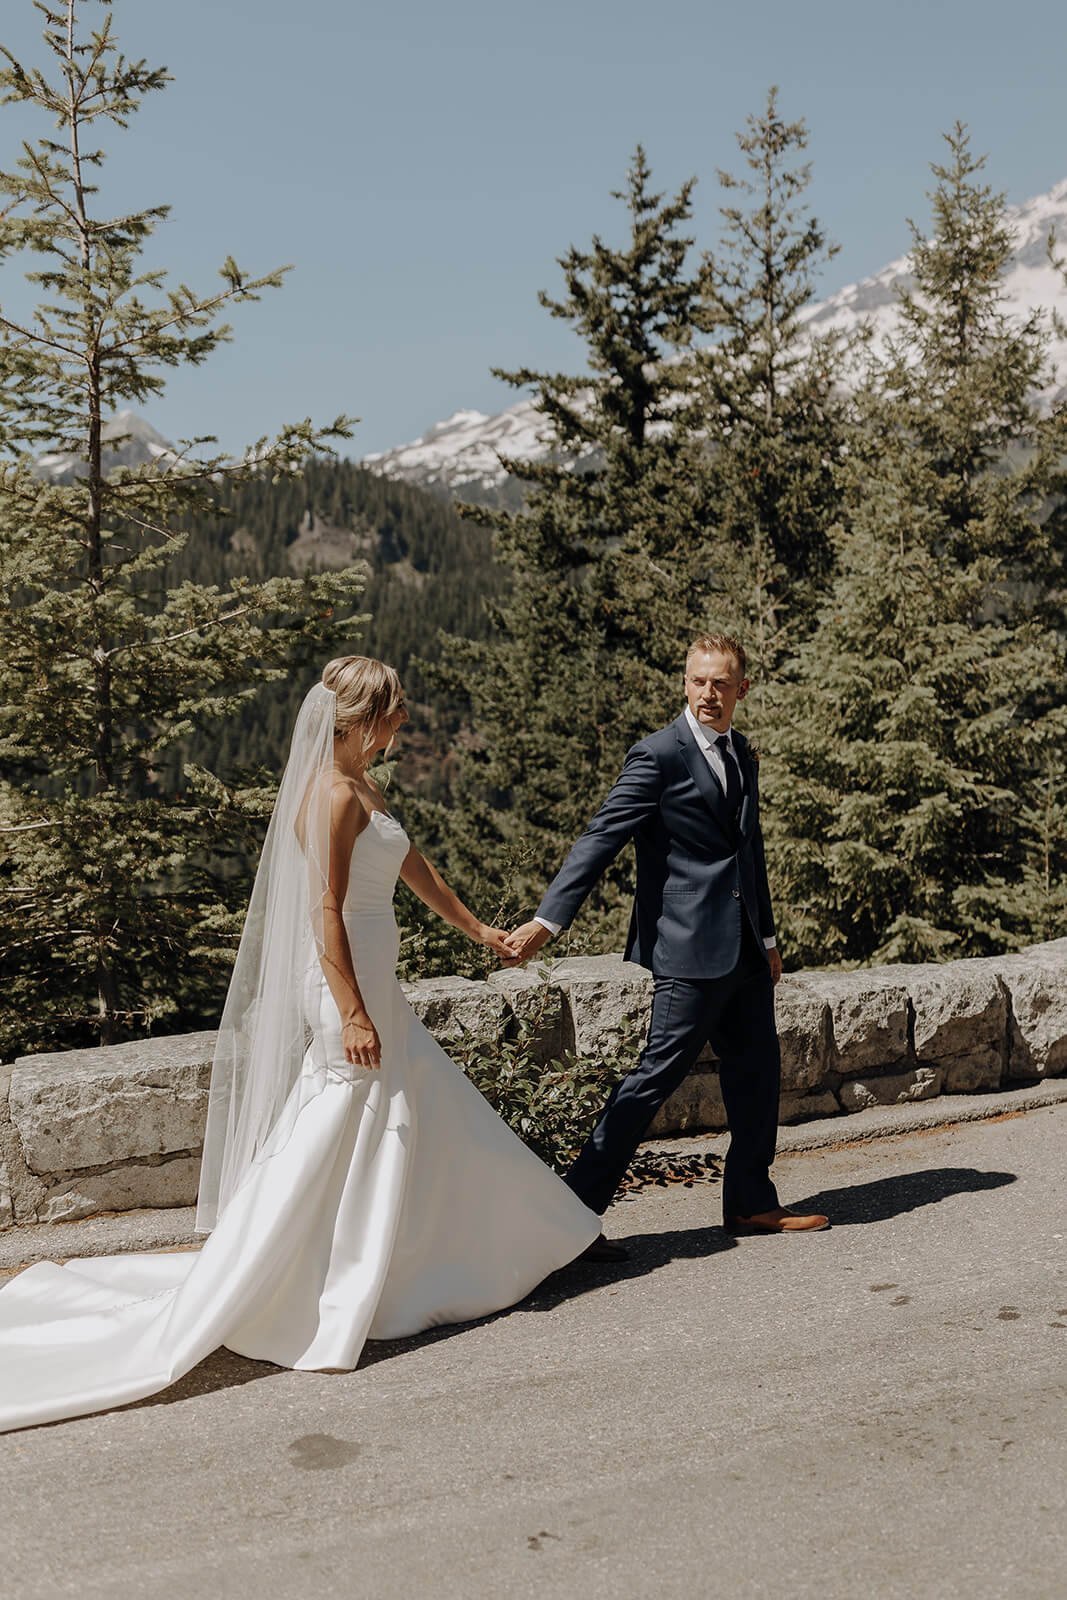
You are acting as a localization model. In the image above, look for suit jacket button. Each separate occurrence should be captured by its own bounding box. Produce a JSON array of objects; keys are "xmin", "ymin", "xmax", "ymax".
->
[{"xmin": 731, "ymin": 888, "xmax": 740, "ymax": 898}]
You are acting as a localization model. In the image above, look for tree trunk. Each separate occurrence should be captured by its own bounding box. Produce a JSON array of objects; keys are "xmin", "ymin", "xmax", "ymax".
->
[{"xmin": 66, "ymin": 4, "xmax": 117, "ymax": 1039}]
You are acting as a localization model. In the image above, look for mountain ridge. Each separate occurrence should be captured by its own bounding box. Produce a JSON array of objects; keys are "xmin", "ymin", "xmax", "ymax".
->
[
  {"xmin": 32, "ymin": 180, "xmax": 1067, "ymax": 502},
  {"xmin": 364, "ymin": 177, "xmax": 1067, "ymax": 500},
  {"xmin": 34, "ymin": 410, "xmax": 180, "ymax": 482}
]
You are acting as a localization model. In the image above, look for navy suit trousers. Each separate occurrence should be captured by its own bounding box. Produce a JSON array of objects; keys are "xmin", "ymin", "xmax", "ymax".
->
[{"xmin": 563, "ymin": 924, "xmax": 781, "ymax": 1219}]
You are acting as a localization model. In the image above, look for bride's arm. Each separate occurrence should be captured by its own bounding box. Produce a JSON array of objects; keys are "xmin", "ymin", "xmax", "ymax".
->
[
  {"xmin": 399, "ymin": 845, "xmax": 509, "ymax": 955},
  {"xmin": 318, "ymin": 783, "xmax": 381, "ymax": 1069}
]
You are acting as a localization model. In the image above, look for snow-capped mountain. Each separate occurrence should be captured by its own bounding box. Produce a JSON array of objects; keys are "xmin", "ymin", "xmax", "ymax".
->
[
  {"xmin": 34, "ymin": 410, "xmax": 180, "ymax": 482},
  {"xmin": 366, "ymin": 178, "xmax": 1067, "ymax": 501},
  {"xmin": 800, "ymin": 177, "xmax": 1067, "ymax": 372},
  {"xmin": 363, "ymin": 403, "xmax": 547, "ymax": 500}
]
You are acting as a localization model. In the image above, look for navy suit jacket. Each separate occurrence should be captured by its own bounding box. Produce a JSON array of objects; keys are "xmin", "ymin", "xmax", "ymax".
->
[{"xmin": 537, "ymin": 715, "xmax": 776, "ymax": 980}]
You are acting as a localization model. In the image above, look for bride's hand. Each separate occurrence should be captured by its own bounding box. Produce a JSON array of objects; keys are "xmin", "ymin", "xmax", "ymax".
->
[
  {"xmin": 473, "ymin": 924, "xmax": 512, "ymax": 960},
  {"xmin": 342, "ymin": 1016, "xmax": 381, "ymax": 1070}
]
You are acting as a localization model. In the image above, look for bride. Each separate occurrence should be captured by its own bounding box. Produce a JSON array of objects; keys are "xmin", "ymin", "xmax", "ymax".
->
[{"xmin": 0, "ymin": 656, "xmax": 602, "ymax": 1433}]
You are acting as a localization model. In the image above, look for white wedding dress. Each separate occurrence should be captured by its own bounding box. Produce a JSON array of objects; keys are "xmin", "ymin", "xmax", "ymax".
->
[{"xmin": 0, "ymin": 811, "xmax": 600, "ymax": 1433}]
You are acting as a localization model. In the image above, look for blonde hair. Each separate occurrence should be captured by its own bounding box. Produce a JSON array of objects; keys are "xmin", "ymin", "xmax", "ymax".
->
[
  {"xmin": 321, "ymin": 655, "xmax": 404, "ymax": 763},
  {"xmin": 685, "ymin": 632, "xmax": 747, "ymax": 678}
]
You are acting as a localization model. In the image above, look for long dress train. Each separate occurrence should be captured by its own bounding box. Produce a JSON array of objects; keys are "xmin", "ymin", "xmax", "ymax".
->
[{"xmin": 0, "ymin": 812, "xmax": 600, "ymax": 1432}]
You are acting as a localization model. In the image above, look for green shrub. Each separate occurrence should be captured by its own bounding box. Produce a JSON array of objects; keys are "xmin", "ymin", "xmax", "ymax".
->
[{"xmin": 452, "ymin": 990, "xmax": 633, "ymax": 1174}]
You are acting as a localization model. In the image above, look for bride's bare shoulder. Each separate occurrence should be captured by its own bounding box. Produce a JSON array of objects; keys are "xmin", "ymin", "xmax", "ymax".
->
[
  {"xmin": 326, "ymin": 773, "xmax": 372, "ymax": 835},
  {"xmin": 296, "ymin": 772, "xmax": 370, "ymax": 852},
  {"xmin": 363, "ymin": 773, "xmax": 393, "ymax": 814}
]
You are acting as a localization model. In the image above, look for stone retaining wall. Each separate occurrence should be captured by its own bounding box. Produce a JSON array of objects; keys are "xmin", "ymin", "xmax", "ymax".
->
[{"xmin": 2, "ymin": 939, "xmax": 1065, "ymax": 1230}]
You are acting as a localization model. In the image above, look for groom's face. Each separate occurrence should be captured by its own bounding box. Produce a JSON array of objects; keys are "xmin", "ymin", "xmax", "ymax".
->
[{"xmin": 685, "ymin": 650, "xmax": 748, "ymax": 733}]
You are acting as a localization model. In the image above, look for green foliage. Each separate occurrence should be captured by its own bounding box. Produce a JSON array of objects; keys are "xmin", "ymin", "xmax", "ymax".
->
[
  {"xmin": 693, "ymin": 86, "xmax": 855, "ymax": 728},
  {"xmin": 453, "ymin": 983, "xmax": 633, "ymax": 1174},
  {"xmin": 428, "ymin": 111, "xmax": 1065, "ymax": 977},
  {"xmin": 765, "ymin": 126, "xmax": 1067, "ymax": 965},
  {"xmin": 0, "ymin": 2, "xmax": 366, "ymax": 1055}
]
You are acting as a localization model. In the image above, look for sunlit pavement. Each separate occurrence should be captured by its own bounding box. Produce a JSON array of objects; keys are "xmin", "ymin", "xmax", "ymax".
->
[{"xmin": 2, "ymin": 1104, "xmax": 1065, "ymax": 1600}]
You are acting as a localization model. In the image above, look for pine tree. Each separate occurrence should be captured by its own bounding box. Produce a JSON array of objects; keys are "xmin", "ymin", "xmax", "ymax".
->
[
  {"xmin": 765, "ymin": 126, "xmax": 1067, "ymax": 966},
  {"xmin": 0, "ymin": 2, "xmax": 366, "ymax": 1055},
  {"xmin": 693, "ymin": 86, "xmax": 853, "ymax": 732},
  {"xmin": 426, "ymin": 148, "xmax": 715, "ymax": 948}
]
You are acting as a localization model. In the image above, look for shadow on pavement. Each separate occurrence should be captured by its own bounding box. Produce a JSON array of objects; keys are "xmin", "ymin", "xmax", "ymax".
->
[
  {"xmin": 16, "ymin": 1345, "xmax": 284, "ymax": 1433},
  {"xmin": 111, "ymin": 1347, "xmax": 283, "ymax": 1415},
  {"xmin": 525, "ymin": 1219, "xmax": 738, "ymax": 1308},
  {"xmin": 792, "ymin": 1166, "xmax": 1016, "ymax": 1225},
  {"xmin": 357, "ymin": 1221, "xmax": 738, "ymax": 1369},
  {"xmin": 22, "ymin": 1170, "xmax": 1018, "ymax": 1427}
]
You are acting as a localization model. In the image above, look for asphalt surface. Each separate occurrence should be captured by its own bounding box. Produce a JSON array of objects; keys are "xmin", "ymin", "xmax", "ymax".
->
[{"xmin": 1, "ymin": 1102, "xmax": 1064, "ymax": 1600}]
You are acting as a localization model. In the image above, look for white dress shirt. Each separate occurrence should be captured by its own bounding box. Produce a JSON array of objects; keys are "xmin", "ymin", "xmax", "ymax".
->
[
  {"xmin": 683, "ymin": 705, "xmax": 740, "ymax": 793},
  {"xmin": 535, "ymin": 709, "xmax": 776, "ymax": 948}
]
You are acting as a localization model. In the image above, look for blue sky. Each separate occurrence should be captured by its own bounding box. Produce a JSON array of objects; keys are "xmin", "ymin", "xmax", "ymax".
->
[{"xmin": 1, "ymin": 0, "xmax": 1065, "ymax": 457}]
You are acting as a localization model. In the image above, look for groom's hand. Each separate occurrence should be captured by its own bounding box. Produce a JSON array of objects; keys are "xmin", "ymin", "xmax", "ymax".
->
[{"xmin": 502, "ymin": 920, "xmax": 552, "ymax": 965}]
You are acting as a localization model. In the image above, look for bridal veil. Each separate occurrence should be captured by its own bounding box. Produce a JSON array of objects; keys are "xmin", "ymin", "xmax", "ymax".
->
[{"xmin": 196, "ymin": 681, "xmax": 336, "ymax": 1231}]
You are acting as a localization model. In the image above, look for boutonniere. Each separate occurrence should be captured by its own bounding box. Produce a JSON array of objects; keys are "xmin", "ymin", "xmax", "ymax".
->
[{"xmin": 747, "ymin": 742, "xmax": 763, "ymax": 764}]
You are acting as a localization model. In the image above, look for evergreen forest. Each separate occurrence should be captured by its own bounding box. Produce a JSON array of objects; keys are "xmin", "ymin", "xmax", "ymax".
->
[
  {"xmin": 161, "ymin": 458, "xmax": 504, "ymax": 805},
  {"xmin": 1, "ymin": 3, "xmax": 1064, "ymax": 1067}
]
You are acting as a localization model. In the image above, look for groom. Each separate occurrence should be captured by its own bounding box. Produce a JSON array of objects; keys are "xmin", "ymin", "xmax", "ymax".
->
[{"xmin": 504, "ymin": 633, "xmax": 828, "ymax": 1246}]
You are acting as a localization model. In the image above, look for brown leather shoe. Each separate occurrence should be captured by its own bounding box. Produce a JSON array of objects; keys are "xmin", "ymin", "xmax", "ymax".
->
[
  {"xmin": 725, "ymin": 1207, "xmax": 829, "ymax": 1235},
  {"xmin": 575, "ymin": 1234, "xmax": 630, "ymax": 1262}
]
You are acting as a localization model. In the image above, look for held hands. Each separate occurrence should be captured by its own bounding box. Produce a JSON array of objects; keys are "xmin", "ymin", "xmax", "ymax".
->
[
  {"xmin": 472, "ymin": 923, "xmax": 514, "ymax": 961},
  {"xmin": 465, "ymin": 916, "xmax": 551, "ymax": 967},
  {"xmin": 342, "ymin": 1015, "xmax": 382, "ymax": 1071},
  {"xmin": 501, "ymin": 920, "xmax": 552, "ymax": 966}
]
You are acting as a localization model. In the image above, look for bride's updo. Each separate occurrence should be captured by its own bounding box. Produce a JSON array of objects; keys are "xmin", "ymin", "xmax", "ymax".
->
[{"xmin": 322, "ymin": 655, "xmax": 404, "ymax": 761}]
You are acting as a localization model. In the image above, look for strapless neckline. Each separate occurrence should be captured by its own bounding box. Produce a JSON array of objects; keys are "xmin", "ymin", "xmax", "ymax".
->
[{"xmin": 358, "ymin": 809, "xmax": 407, "ymax": 841}]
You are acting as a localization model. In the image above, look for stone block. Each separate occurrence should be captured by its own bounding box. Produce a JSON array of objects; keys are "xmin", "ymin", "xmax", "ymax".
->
[
  {"xmin": 798, "ymin": 971, "xmax": 910, "ymax": 1075},
  {"xmin": 401, "ymin": 976, "xmax": 508, "ymax": 1050},
  {"xmin": 867, "ymin": 958, "xmax": 1008, "ymax": 1090},
  {"xmin": 779, "ymin": 1089, "xmax": 841, "ymax": 1124},
  {"xmin": 549, "ymin": 954, "xmax": 654, "ymax": 1061},
  {"xmin": 1020, "ymin": 936, "xmax": 1067, "ymax": 964},
  {"xmin": 0, "ymin": 1069, "xmax": 18, "ymax": 1229},
  {"xmin": 9, "ymin": 1032, "xmax": 216, "ymax": 1175},
  {"xmin": 486, "ymin": 967, "xmax": 566, "ymax": 1062},
  {"xmin": 839, "ymin": 1066, "xmax": 942, "ymax": 1111},
  {"xmin": 940, "ymin": 1055, "xmax": 1004, "ymax": 1093},
  {"xmin": 995, "ymin": 943, "xmax": 1067, "ymax": 1080},
  {"xmin": 650, "ymin": 1068, "xmax": 726, "ymax": 1136},
  {"xmin": 35, "ymin": 1157, "xmax": 202, "ymax": 1224},
  {"xmin": 774, "ymin": 978, "xmax": 832, "ymax": 1092}
]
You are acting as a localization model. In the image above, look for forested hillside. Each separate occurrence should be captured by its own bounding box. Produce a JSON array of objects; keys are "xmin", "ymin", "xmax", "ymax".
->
[{"xmin": 163, "ymin": 457, "xmax": 504, "ymax": 799}]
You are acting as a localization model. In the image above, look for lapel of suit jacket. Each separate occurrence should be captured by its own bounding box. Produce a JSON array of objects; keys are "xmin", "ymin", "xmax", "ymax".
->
[
  {"xmin": 733, "ymin": 729, "xmax": 756, "ymax": 841},
  {"xmin": 675, "ymin": 714, "xmax": 735, "ymax": 838}
]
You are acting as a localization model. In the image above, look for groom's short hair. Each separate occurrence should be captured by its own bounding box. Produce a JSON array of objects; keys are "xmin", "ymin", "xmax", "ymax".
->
[{"xmin": 686, "ymin": 633, "xmax": 747, "ymax": 677}]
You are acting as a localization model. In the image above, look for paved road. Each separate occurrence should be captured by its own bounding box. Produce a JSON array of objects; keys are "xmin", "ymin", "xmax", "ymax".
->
[{"xmin": 2, "ymin": 1105, "xmax": 1064, "ymax": 1600}]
